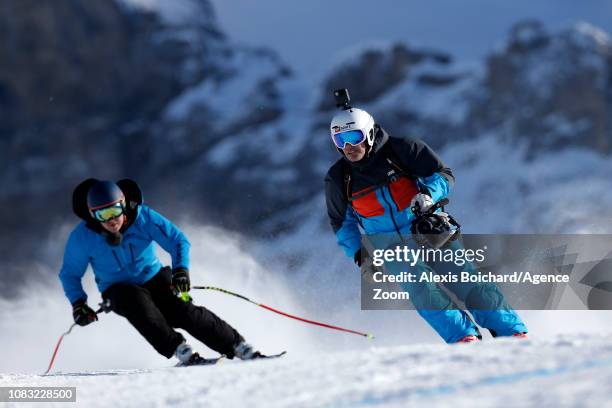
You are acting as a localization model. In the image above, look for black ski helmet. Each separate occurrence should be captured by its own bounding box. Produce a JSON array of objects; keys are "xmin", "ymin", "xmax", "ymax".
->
[{"xmin": 87, "ymin": 181, "xmax": 125, "ymax": 210}]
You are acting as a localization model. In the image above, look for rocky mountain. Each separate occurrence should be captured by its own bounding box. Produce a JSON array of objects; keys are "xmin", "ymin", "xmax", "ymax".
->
[
  {"xmin": 473, "ymin": 20, "xmax": 612, "ymax": 153},
  {"xmin": 0, "ymin": 0, "xmax": 291, "ymax": 292},
  {"xmin": 1, "ymin": 0, "xmax": 611, "ymax": 296},
  {"xmin": 318, "ymin": 20, "xmax": 612, "ymax": 154}
]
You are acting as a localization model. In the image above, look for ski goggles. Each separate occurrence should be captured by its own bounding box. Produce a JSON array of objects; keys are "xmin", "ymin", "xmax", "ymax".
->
[
  {"xmin": 90, "ymin": 202, "xmax": 125, "ymax": 222},
  {"xmin": 331, "ymin": 129, "xmax": 366, "ymax": 149}
]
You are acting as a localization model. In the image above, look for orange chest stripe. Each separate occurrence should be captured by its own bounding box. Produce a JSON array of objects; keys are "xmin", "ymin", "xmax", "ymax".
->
[{"xmin": 350, "ymin": 176, "xmax": 418, "ymax": 217}]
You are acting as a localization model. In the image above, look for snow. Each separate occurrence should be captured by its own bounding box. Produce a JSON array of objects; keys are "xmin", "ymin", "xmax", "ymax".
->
[
  {"xmin": 164, "ymin": 46, "xmax": 285, "ymax": 127},
  {"xmin": 204, "ymin": 75, "xmax": 317, "ymax": 169},
  {"xmin": 120, "ymin": 0, "xmax": 216, "ymax": 27},
  {"xmin": 323, "ymin": 40, "xmax": 408, "ymax": 81},
  {"xmin": 321, "ymin": 41, "xmax": 478, "ymax": 126},
  {"xmin": 571, "ymin": 22, "xmax": 611, "ymax": 52},
  {"xmin": 431, "ymin": 136, "xmax": 612, "ymax": 234},
  {"xmin": 543, "ymin": 114, "xmax": 592, "ymax": 141},
  {"xmin": 500, "ymin": 22, "xmax": 612, "ymax": 100},
  {"xmin": 373, "ymin": 61, "xmax": 477, "ymax": 125},
  {"xmin": 512, "ymin": 21, "xmax": 547, "ymax": 47},
  {"xmin": 2, "ymin": 334, "xmax": 612, "ymax": 407}
]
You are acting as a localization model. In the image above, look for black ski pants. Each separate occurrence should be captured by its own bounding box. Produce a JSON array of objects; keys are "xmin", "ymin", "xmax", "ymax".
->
[{"xmin": 103, "ymin": 267, "xmax": 243, "ymax": 359}]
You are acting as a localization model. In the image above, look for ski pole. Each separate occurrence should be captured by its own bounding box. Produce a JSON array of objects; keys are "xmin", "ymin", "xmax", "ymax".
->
[
  {"xmin": 44, "ymin": 301, "xmax": 110, "ymax": 375},
  {"xmin": 192, "ymin": 286, "xmax": 374, "ymax": 339}
]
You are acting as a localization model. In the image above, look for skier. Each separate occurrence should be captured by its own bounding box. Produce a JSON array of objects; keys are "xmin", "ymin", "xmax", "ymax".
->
[
  {"xmin": 324, "ymin": 94, "xmax": 528, "ymax": 343},
  {"xmin": 59, "ymin": 178, "xmax": 261, "ymax": 365}
]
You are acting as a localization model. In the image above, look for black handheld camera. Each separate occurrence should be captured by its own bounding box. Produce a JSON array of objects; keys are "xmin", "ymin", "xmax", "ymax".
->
[
  {"xmin": 334, "ymin": 88, "xmax": 352, "ymax": 110},
  {"xmin": 410, "ymin": 198, "xmax": 461, "ymax": 249}
]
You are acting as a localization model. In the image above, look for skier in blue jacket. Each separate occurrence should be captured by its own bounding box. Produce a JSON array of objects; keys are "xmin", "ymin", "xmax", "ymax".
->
[
  {"xmin": 59, "ymin": 179, "xmax": 260, "ymax": 365},
  {"xmin": 325, "ymin": 101, "xmax": 528, "ymax": 343}
]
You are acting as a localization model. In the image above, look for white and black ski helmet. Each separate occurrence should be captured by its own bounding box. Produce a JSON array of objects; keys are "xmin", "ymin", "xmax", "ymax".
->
[{"xmin": 330, "ymin": 107, "xmax": 376, "ymax": 148}]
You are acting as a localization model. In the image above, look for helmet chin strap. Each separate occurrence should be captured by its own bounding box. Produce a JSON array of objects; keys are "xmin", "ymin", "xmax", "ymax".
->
[
  {"xmin": 366, "ymin": 142, "xmax": 374, "ymax": 157},
  {"xmin": 363, "ymin": 125, "xmax": 378, "ymax": 158},
  {"xmin": 366, "ymin": 133, "xmax": 376, "ymax": 157}
]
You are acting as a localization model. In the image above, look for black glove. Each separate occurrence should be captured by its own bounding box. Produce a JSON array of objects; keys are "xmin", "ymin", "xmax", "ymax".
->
[
  {"xmin": 72, "ymin": 299, "xmax": 98, "ymax": 326},
  {"xmin": 354, "ymin": 249, "xmax": 362, "ymax": 267},
  {"xmin": 172, "ymin": 267, "xmax": 191, "ymax": 293}
]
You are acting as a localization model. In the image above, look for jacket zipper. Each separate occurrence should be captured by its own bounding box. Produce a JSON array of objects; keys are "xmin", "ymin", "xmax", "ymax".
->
[
  {"xmin": 129, "ymin": 243, "xmax": 135, "ymax": 263},
  {"xmin": 112, "ymin": 250, "xmax": 123, "ymax": 269},
  {"xmin": 380, "ymin": 188, "xmax": 405, "ymax": 242}
]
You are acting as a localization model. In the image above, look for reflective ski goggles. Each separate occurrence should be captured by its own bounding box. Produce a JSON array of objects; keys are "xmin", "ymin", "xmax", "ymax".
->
[
  {"xmin": 90, "ymin": 202, "xmax": 125, "ymax": 222},
  {"xmin": 331, "ymin": 129, "xmax": 366, "ymax": 149}
]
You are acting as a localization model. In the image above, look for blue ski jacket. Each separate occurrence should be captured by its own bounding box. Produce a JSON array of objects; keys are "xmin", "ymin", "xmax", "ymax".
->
[{"xmin": 59, "ymin": 205, "xmax": 190, "ymax": 304}]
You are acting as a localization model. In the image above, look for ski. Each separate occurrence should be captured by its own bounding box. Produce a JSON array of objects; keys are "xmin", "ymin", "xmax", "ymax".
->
[
  {"xmin": 175, "ymin": 354, "xmax": 225, "ymax": 367},
  {"xmin": 253, "ymin": 351, "xmax": 287, "ymax": 360},
  {"xmin": 175, "ymin": 351, "xmax": 285, "ymax": 367}
]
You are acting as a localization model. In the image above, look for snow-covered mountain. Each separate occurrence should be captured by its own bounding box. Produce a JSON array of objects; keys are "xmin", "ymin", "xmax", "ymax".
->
[
  {"xmin": 2, "ymin": 1, "xmax": 612, "ymax": 293},
  {"xmin": 116, "ymin": 12, "xmax": 612, "ymax": 240}
]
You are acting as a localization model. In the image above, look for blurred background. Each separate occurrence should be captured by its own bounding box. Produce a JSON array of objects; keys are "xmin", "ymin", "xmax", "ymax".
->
[{"xmin": 1, "ymin": 0, "xmax": 612, "ymax": 372}]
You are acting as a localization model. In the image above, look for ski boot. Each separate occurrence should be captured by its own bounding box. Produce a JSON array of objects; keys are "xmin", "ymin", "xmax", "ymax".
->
[
  {"xmin": 175, "ymin": 342, "xmax": 222, "ymax": 367},
  {"xmin": 457, "ymin": 334, "xmax": 480, "ymax": 343},
  {"xmin": 233, "ymin": 341, "xmax": 287, "ymax": 360},
  {"xmin": 234, "ymin": 341, "xmax": 262, "ymax": 360}
]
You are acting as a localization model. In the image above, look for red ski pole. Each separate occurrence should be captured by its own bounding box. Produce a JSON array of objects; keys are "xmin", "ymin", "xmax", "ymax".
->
[
  {"xmin": 44, "ymin": 302, "xmax": 109, "ymax": 375},
  {"xmin": 44, "ymin": 323, "xmax": 77, "ymax": 375},
  {"xmin": 192, "ymin": 286, "xmax": 374, "ymax": 339}
]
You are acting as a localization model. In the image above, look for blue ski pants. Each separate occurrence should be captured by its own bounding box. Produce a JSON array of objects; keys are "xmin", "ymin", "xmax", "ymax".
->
[{"xmin": 366, "ymin": 234, "xmax": 528, "ymax": 343}]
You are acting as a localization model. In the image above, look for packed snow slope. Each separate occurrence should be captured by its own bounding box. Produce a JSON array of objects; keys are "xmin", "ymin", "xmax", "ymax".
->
[{"xmin": 2, "ymin": 334, "xmax": 612, "ymax": 408}]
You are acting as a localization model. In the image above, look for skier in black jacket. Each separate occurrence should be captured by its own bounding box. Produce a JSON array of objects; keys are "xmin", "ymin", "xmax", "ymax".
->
[{"xmin": 325, "ymin": 103, "xmax": 528, "ymax": 343}]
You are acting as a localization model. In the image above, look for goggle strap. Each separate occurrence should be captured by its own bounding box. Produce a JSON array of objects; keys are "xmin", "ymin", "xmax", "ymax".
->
[{"xmin": 89, "ymin": 198, "xmax": 125, "ymax": 211}]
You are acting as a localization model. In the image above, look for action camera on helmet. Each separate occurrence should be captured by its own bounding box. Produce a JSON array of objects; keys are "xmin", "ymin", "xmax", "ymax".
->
[{"xmin": 334, "ymin": 89, "xmax": 352, "ymax": 110}]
